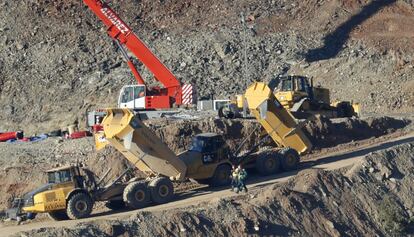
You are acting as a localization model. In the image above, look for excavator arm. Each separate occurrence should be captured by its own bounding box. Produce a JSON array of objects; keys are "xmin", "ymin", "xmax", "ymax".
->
[{"xmin": 83, "ymin": 0, "xmax": 182, "ymax": 105}]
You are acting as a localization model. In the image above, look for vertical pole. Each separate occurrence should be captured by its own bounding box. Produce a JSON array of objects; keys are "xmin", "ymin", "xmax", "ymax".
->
[{"xmin": 240, "ymin": 12, "xmax": 249, "ymax": 84}]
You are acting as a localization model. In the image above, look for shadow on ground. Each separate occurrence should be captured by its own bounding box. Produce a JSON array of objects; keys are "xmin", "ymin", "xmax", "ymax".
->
[{"xmin": 305, "ymin": 0, "xmax": 396, "ymax": 62}]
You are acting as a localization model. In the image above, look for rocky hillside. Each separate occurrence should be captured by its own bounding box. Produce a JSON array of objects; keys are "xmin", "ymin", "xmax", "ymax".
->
[{"xmin": 0, "ymin": 0, "xmax": 413, "ymax": 133}]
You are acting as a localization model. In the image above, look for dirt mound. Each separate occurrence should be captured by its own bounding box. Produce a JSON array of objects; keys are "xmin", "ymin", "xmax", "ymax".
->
[
  {"xmin": 16, "ymin": 142, "xmax": 414, "ymax": 236},
  {"xmin": 304, "ymin": 115, "xmax": 410, "ymax": 149},
  {"xmin": 146, "ymin": 117, "xmax": 260, "ymax": 153}
]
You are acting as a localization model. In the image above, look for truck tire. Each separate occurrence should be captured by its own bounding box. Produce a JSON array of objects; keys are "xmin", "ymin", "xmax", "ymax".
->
[
  {"xmin": 279, "ymin": 148, "xmax": 300, "ymax": 171},
  {"xmin": 209, "ymin": 164, "xmax": 231, "ymax": 187},
  {"xmin": 105, "ymin": 200, "xmax": 126, "ymax": 210},
  {"xmin": 123, "ymin": 181, "xmax": 150, "ymax": 209},
  {"xmin": 66, "ymin": 192, "xmax": 94, "ymax": 220},
  {"xmin": 149, "ymin": 177, "xmax": 174, "ymax": 204},
  {"xmin": 47, "ymin": 210, "xmax": 69, "ymax": 221},
  {"xmin": 255, "ymin": 152, "xmax": 280, "ymax": 175}
]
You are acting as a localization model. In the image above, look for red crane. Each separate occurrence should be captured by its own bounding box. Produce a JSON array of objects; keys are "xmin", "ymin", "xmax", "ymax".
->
[{"xmin": 83, "ymin": 0, "xmax": 194, "ymax": 109}]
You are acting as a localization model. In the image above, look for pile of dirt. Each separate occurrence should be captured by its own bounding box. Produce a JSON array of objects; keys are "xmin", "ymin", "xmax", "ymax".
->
[
  {"xmin": 0, "ymin": 0, "xmax": 413, "ymax": 133},
  {"xmin": 146, "ymin": 117, "xmax": 261, "ymax": 153},
  {"xmin": 304, "ymin": 115, "xmax": 411, "ymax": 149},
  {"xmin": 16, "ymin": 142, "xmax": 414, "ymax": 236}
]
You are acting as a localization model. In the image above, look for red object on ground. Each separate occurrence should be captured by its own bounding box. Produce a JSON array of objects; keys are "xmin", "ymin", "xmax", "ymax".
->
[
  {"xmin": 92, "ymin": 124, "xmax": 104, "ymax": 133},
  {"xmin": 69, "ymin": 131, "xmax": 89, "ymax": 139},
  {"xmin": 0, "ymin": 131, "xmax": 24, "ymax": 142},
  {"xmin": 19, "ymin": 137, "xmax": 30, "ymax": 142}
]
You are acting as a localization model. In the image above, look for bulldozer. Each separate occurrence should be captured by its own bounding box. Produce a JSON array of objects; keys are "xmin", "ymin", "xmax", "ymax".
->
[
  {"xmin": 274, "ymin": 75, "xmax": 360, "ymax": 119},
  {"xmin": 219, "ymin": 76, "xmax": 360, "ymax": 119},
  {"xmin": 7, "ymin": 82, "xmax": 312, "ymax": 221}
]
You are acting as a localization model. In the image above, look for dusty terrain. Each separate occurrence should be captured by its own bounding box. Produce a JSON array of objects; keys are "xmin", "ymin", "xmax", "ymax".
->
[
  {"xmin": 0, "ymin": 0, "xmax": 413, "ymax": 236},
  {"xmin": 0, "ymin": 0, "xmax": 413, "ymax": 133},
  {"xmin": 3, "ymin": 133, "xmax": 414, "ymax": 237},
  {"xmin": 0, "ymin": 115, "xmax": 410, "ymax": 211}
]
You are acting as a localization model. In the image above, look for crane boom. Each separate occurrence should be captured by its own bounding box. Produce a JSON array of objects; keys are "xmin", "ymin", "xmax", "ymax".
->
[{"xmin": 83, "ymin": 0, "xmax": 183, "ymax": 106}]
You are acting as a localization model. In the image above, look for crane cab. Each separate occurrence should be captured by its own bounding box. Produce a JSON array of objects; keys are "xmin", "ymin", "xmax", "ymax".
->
[{"xmin": 118, "ymin": 85, "xmax": 147, "ymax": 110}]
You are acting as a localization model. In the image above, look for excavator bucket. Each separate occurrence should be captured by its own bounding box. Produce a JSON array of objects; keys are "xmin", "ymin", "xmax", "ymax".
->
[
  {"xmin": 244, "ymin": 82, "xmax": 312, "ymax": 154},
  {"xmin": 101, "ymin": 108, "xmax": 187, "ymax": 180}
]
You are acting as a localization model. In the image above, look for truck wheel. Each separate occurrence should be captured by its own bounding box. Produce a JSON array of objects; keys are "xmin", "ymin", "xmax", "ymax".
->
[
  {"xmin": 279, "ymin": 148, "xmax": 300, "ymax": 171},
  {"xmin": 255, "ymin": 152, "xmax": 280, "ymax": 175},
  {"xmin": 47, "ymin": 210, "xmax": 69, "ymax": 221},
  {"xmin": 123, "ymin": 181, "xmax": 150, "ymax": 209},
  {"xmin": 66, "ymin": 192, "xmax": 93, "ymax": 220},
  {"xmin": 210, "ymin": 164, "xmax": 231, "ymax": 187},
  {"xmin": 105, "ymin": 200, "xmax": 126, "ymax": 210},
  {"xmin": 149, "ymin": 177, "xmax": 174, "ymax": 204}
]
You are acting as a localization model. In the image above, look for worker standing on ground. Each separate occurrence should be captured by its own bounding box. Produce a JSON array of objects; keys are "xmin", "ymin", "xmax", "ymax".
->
[
  {"xmin": 230, "ymin": 165, "xmax": 239, "ymax": 191},
  {"xmin": 237, "ymin": 164, "xmax": 248, "ymax": 193}
]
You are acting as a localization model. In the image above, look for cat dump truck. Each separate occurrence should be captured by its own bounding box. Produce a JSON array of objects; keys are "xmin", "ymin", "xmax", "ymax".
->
[
  {"xmin": 234, "ymin": 82, "xmax": 312, "ymax": 174},
  {"xmin": 7, "ymin": 83, "xmax": 311, "ymax": 221}
]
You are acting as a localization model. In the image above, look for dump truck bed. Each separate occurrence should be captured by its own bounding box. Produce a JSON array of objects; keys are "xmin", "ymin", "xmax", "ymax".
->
[
  {"xmin": 101, "ymin": 108, "xmax": 187, "ymax": 180},
  {"xmin": 244, "ymin": 82, "xmax": 312, "ymax": 154}
]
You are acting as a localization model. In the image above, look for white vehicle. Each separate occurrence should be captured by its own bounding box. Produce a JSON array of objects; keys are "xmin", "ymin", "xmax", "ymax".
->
[{"xmin": 118, "ymin": 85, "xmax": 146, "ymax": 109}]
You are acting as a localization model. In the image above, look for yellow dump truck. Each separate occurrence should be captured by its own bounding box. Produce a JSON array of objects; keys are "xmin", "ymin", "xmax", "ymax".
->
[{"xmin": 7, "ymin": 82, "xmax": 312, "ymax": 221}]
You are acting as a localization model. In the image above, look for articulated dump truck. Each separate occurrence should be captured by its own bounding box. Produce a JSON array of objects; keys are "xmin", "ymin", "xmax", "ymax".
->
[{"xmin": 6, "ymin": 82, "xmax": 311, "ymax": 221}]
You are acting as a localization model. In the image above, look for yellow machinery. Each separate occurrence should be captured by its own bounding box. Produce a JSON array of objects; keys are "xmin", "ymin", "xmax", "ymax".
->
[
  {"xmin": 219, "ymin": 76, "xmax": 360, "ymax": 119},
  {"xmin": 8, "ymin": 82, "xmax": 312, "ymax": 221},
  {"xmin": 274, "ymin": 75, "xmax": 360, "ymax": 118},
  {"xmin": 244, "ymin": 82, "xmax": 312, "ymax": 155},
  {"xmin": 6, "ymin": 165, "xmax": 111, "ymax": 221}
]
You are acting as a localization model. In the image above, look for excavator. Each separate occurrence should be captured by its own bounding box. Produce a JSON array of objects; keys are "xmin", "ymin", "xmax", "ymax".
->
[
  {"xmin": 7, "ymin": 82, "xmax": 312, "ymax": 221},
  {"xmin": 83, "ymin": 0, "xmax": 195, "ymax": 126}
]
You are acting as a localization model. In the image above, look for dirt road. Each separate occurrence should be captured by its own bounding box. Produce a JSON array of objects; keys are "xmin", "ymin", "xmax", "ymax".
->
[{"xmin": 2, "ymin": 132, "xmax": 414, "ymax": 237}]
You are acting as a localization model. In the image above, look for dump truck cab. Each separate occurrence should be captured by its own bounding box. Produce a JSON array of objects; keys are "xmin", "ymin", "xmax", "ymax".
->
[
  {"xmin": 178, "ymin": 133, "xmax": 232, "ymax": 185},
  {"xmin": 7, "ymin": 165, "xmax": 98, "ymax": 221},
  {"xmin": 21, "ymin": 166, "xmax": 79, "ymax": 214}
]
